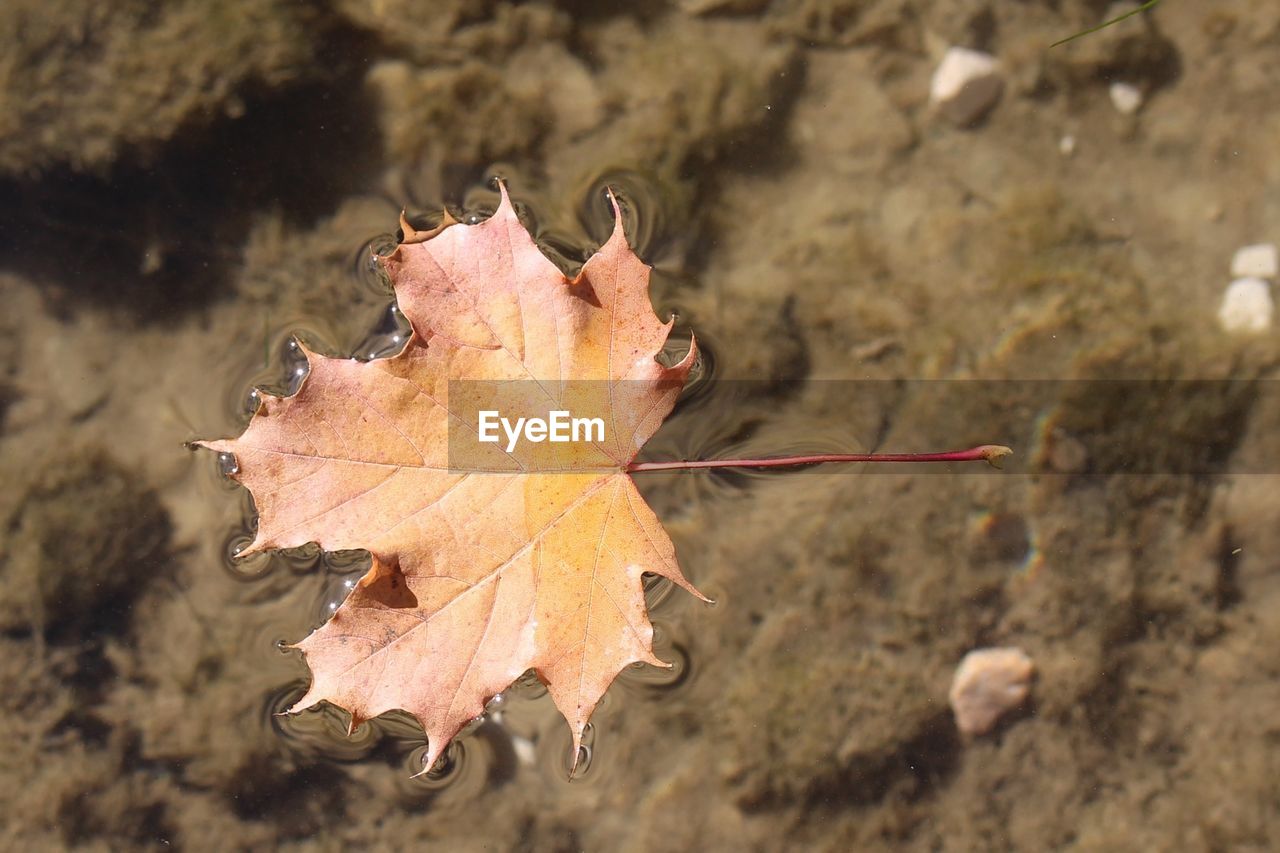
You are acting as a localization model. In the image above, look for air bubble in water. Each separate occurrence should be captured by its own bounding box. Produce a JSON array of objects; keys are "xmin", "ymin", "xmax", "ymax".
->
[
  {"xmin": 315, "ymin": 568, "xmax": 364, "ymax": 620},
  {"xmin": 402, "ymin": 739, "xmax": 483, "ymax": 798},
  {"xmin": 568, "ymin": 745, "xmax": 593, "ymax": 781},
  {"xmin": 355, "ymin": 302, "xmax": 413, "ymax": 361},
  {"xmin": 577, "ymin": 169, "xmax": 675, "ymax": 260},
  {"xmin": 217, "ymin": 452, "xmax": 239, "ymax": 476},
  {"xmin": 352, "ymin": 234, "xmax": 397, "ymax": 294},
  {"xmin": 220, "ymin": 531, "xmax": 272, "ymax": 582}
]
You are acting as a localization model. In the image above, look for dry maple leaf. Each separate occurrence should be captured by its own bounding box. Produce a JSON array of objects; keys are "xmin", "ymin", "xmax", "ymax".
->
[
  {"xmin": 199, "ymin": 184, "xmax": 1012, "ymax": 776},
  {"xmin": 199, "ymin": 184, "xmax": 707, "ymax": 772}
]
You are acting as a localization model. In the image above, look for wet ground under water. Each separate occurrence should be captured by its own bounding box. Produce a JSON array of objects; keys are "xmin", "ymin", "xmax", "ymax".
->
[{"xmin": 2, "ymin": 1, "xmax": 1280, "ymax": 850}]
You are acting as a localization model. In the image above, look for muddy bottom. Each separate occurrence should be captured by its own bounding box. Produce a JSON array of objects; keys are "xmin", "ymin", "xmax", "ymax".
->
[{"xmin": 2, "ymin": 2, "xmax": 1279, "ymax": 851}]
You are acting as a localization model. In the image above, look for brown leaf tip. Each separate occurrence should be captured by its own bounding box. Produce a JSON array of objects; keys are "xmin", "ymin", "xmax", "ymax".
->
[
  {"xmin": 980, "ymin": 445, "xmax": 1014, "ymax": 468},
  {"xmin": 604, "ymin": 185, "xmax": 625, "ymax": 238},
  {"xmin": 398, "ymin": 207, "xmax": 460, "ymax": 245}
]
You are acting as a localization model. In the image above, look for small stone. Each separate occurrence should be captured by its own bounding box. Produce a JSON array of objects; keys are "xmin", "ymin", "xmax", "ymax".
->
[
  {"xmin": 949, "ymin": 646, "xmax": 1034, "ymax": 736},
  {"xmin": 1218, "ymin": 277, "xmax": 1274, "ymax": 334},
  {"xmin": 1109, "ymin": 81, "xmax": 1143, "ymax": 115},
  {"xmin": 1059, "ymin": 134, "xmax": 1077, "ymax": 157},
  {"xmin": 1230, "ymin": 243, "xmax": 1278, "ymax": 279},
  {"xmin": 930, "ymin": 47, "xmax": 1004, "ymax": 126},
  {"xmin": 511, "ymin": 734, "xmax": 537, "ymax": 767}
]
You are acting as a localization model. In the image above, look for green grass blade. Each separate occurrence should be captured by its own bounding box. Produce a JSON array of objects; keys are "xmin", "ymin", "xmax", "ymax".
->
[{"xmin": 1051, "ymin": 0, "xmax": 1163, "ymax": 48}]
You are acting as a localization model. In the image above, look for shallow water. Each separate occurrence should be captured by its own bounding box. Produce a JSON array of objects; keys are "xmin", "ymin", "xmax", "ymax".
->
[{"xmin": 3, "ymin": 2, "xmax": 1280, "ymax": 851}]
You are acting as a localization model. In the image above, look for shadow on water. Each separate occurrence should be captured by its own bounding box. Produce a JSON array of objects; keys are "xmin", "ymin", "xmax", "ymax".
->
[{"xmin": 0, "ymin": 26, "xmax": 384, "ymax": 325}]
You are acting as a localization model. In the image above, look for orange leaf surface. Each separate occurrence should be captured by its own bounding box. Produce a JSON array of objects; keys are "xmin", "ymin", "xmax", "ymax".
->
[{"xmin": 199, "ymin": 185, "xmax": 705, "ymax": 772}]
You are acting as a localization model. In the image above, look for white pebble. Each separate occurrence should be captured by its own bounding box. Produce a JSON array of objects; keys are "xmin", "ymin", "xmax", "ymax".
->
[
  {"xmin": 511, "ymin": 734, "xmax": 537, "ymax": 767},
  {"xmin": 1218, "ymin": 277, "xmax": 1274, "ymax": 334},
  {"xmin": 930, "ymin": 47, "xmax": 1004, "ymax": 126},
  {"xmin": 1230, "ymin": 243, "xmax": 1278, "ymax": 279},
  {"xmin": 948, "ymin": 647, "xmax": 1033, "ymax": 736},
  {"xmin": 1059, "ymin": 134, "xmax": 1077, "ymax": 157},
  {"xmin": 1109, "ymin": 81, "xmax": 1143, "ymax": 115}
]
